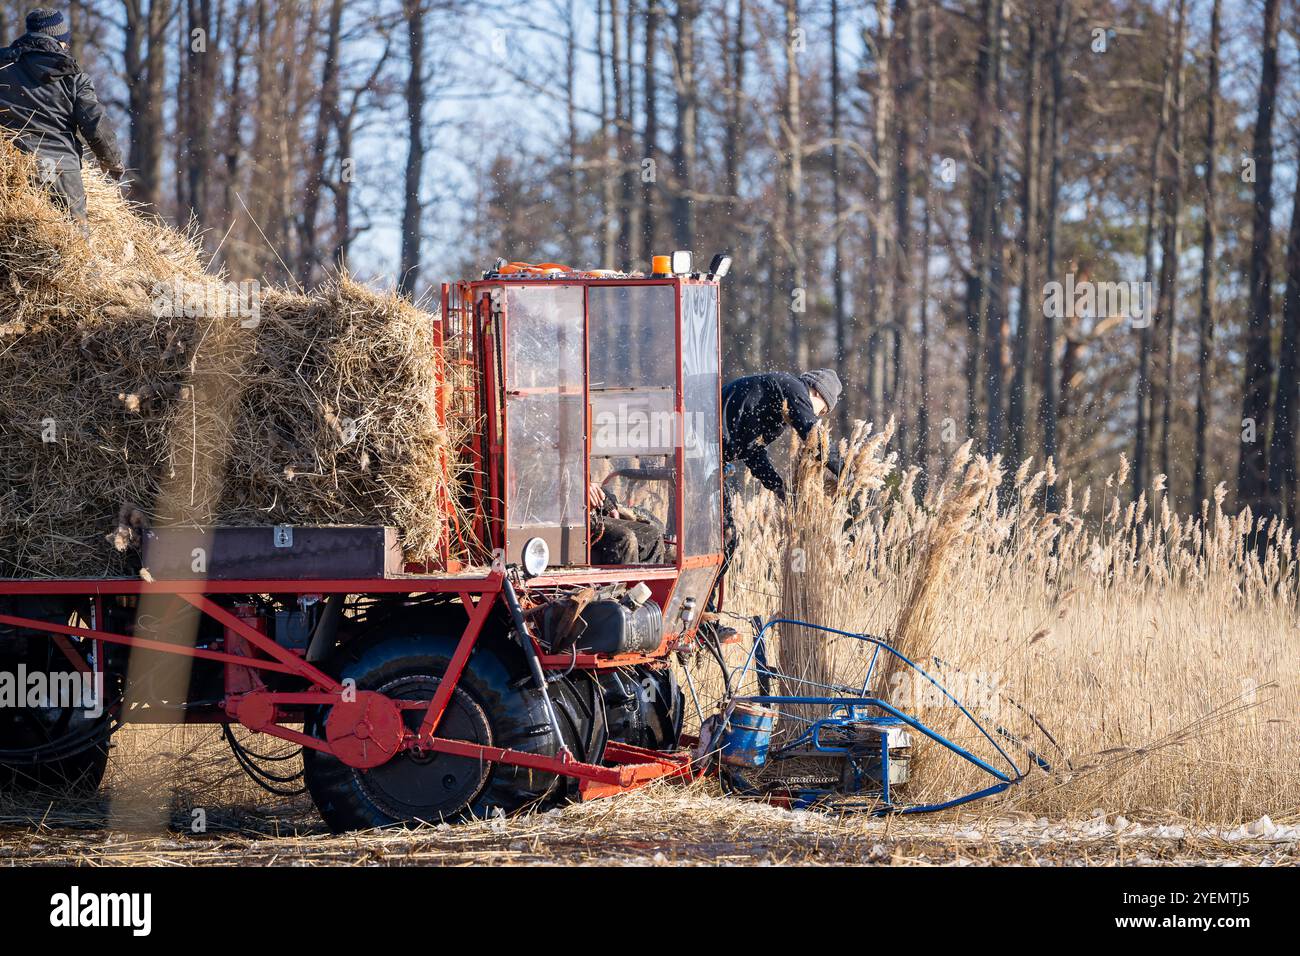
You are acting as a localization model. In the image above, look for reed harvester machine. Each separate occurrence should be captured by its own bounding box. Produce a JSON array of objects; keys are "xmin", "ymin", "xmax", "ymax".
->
[{"xmin": 0, "ymin": 254, "xmax": 1042, "ymax": 830}]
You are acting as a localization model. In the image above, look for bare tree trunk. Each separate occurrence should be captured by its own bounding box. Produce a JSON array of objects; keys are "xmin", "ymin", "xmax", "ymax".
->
[
  {"xmin": 724, "ymin": 0, "xmax": 757, "ymax": 369},
  {"xmin": 300, "ymin": 0, "xmax": 343, "ymax": 286},
  {"xmin": 145, "ymin": 0, "xmax": 170, "ymax": 208},
  {"xmin": 597, "ymin": 0, "xmax": 614, "ymax": 267},
  {"xmin": 782, "ymin": 0, "xmax": 806, "ymax": 368},
  {"xmin": 642, "ymin": 0, "xmax": 660, "ymax": 258},
  {"xmin": 890, "ymin": 0, "xmax": 915, "ymax": 456},
  {"xmin": 1008, "ymin": 4, "xmax": 1041, "ymax": 470},
  {"xmin": 398, "ymin": 0, "xmax": 427, "ymax": 297},
  {"xmin": 1038, "ymin": 0, "xmax": 1067, "ymax": 508},
  {"xmin": 1192, "ymin": 0, "xmax": 1220, "ymax": 508},
  {"xmin": 866, "ymin": 0, "xmax": 892, "ymax": 427},
  {"xmin": 1269, "ymin": 176, "xmax": 1300, "ymax": 520},
  {"xmin": 246, "ymin": 0, "xmax": 309, "ymax": 276},
  {"xmin": 216, "ymin": 0, "xmax": 247, "ymax": 273},
  {"xmin": 830, "ymin": 0, "xmax": 847, "ymax": 427},
  {"xmin": 1134, "ymin": 8, "xmax": 1172, "ymax": 500},
  {"xmin": 612, "ymin": 0, "xmax": 635, "ymax": 268},
  {"xmin": 175, "ymin": 5, "xmax": 189, "ymax": 214},
  {"xmin": 671, "ymin": 0, "xmax": 697, "ymax": 248},
  {"xmin": 334, "ymin": 106, "xmax": 353, "ymax": 268},
  {"xmin": 563, "ymin": 0, "xmax": 580, "ymax": 263},
  {"xmin": 964, "ymin": 0, "xmax": 996, "ymax": 444},
  {"xmin": 916, "ymin": 0, "xmax": 935, "ymax": 485},
  {"xmin": 1156, "ymin": 0, "xmax": 1186, "ymax": 488},
  {"xmin": 123, "ymin": 0, "xmax": 172, "ymax": 210},
  {"xmin": 982, "ymin": 0, "xmax": 1007, "ymax": 457},
  {"xmin": 184, "ymin": 0, "xmax": 216, "ymax": 230},
  {"xmin": 66, "ymin": 1, "xmax": 89, "ymax": 63},
  {"xmin": 624, "ymin": 9, "xmax": 641, "ymax": 265},
  {"xmin": 1238, "ymin": 0, "xmax": 1282, "ymax": 512},
  {"xmin": 244, "ymin": 0, "xmax": 276, "ymax": 276},
  {"xmin": 723, "ymin": 0, "xmax": 745, "ymax": 217}
]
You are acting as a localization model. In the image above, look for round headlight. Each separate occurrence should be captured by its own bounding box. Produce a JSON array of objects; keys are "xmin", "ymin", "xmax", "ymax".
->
[{"xmin": 521, "ymin": 537, "xmax": 550, "ymax": 577}]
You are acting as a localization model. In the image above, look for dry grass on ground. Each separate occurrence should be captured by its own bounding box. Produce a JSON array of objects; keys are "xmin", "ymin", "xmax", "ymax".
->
[{"xmin": 2, "ymin": 761, "xmax": 1295, "ymax": 866}]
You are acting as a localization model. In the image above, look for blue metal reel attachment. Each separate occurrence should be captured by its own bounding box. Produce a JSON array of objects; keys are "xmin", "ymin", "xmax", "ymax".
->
[{"xmin": 713, "ymin": 618, "xmax": 1032, "ymax": 815}]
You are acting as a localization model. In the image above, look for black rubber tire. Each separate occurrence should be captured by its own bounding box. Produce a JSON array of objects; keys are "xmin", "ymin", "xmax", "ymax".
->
[
  {"xmin": 548, "ymin": 670, "xmax": 608, "ymax": 802},
  {"xmin": 303, "ymin": 629, "xmax": 603, "ymax": 832},
  {"xmin": 0, "ymin": 597, "xmax": 112, "ymax": 798},
  {"xmin": 0, "ymin": 740, "xmax": 110, "ymax": 796}
]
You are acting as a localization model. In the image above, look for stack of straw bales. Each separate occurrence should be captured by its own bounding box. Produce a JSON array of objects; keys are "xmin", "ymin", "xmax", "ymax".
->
[{"xmin": 0, "ymin": 140, "xmax": 458, "ymax": 578}]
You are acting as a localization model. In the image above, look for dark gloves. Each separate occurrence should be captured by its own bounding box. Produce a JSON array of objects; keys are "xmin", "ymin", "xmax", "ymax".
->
[{"xmin": 825, "ymin": 450, "xmax": 844, "ymax": 480}]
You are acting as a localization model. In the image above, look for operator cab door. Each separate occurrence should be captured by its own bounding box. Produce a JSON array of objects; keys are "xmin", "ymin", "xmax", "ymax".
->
[
  {"xmin": 664, "ymin": 282, "xmax": 723, "ymax": 624},
  {"xmin": 587, "ymin": 284, "xmax": 679, "ymax": 563},
  {"xmin": 502, "ymin": 285, "xmax": 587, "ymax": 566}
]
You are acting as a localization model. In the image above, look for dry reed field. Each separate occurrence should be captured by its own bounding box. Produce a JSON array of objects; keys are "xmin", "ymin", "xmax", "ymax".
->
[{"xmin": 714, "ymin": 424, "xmax": 1300, "ymax": 826}]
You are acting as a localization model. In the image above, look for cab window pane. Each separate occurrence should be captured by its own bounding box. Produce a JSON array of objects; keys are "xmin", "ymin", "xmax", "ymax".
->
[
  {"xmin": 507, "ymin": 393, "xmax": 585, "ymax": 528},
  {"xmin": 506, "ymin": 286, "xmax": 584, "ymax": 390},
  {"xmin": 588, "ymin": 285, "xmax": 676, "ymax": 389},
  {"xmin": 504, "ymin": 286, "xmax": 586, "ymax": 547},
  {"xmin": 682, "ymin": 285, "xmax": 721, "ymax": 556}
]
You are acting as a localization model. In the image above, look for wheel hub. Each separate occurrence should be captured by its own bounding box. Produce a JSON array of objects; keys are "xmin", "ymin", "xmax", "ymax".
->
[{"xmin": 325, "ymin": 690, "xmax": 403, "ymax": 769}]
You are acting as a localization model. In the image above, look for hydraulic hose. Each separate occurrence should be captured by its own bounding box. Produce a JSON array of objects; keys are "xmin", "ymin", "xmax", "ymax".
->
[{"xmin": 500, "ymin": 573, "xmax": 568, "ymax": 756}]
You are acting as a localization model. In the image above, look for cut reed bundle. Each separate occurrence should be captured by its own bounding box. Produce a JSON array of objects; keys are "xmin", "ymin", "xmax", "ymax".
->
[
  {"xmin": 0, "ymin": 138, "xmax": 466, "ymax": 577},
  {"xmin": 773, "ymin": 420, "xmax": 896, "ymax": 712}
]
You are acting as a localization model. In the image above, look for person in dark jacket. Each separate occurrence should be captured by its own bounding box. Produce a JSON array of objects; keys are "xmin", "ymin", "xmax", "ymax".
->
[
  {"xmin": 709, "ymin": 369, "xmax": 842, "ymax": 608},
  {"xmin": 0, "ymin": 9, "xmax": 124, "ymax": 222},
  {"xmin": 722, "ymin": 368, "xmax": 843, "ymax": 502},
  {"xmin": 589, "ymin": 480, "xmax": 666, "ymax": 565}
]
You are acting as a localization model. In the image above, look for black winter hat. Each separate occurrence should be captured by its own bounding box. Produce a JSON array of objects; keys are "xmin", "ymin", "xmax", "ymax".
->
[{"xmin": 26, "ymin": 9, "xmax": 70, "ymax": 44}]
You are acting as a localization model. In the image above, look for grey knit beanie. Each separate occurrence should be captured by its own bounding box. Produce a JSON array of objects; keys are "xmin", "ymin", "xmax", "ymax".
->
[{"xmin": 799, "ymin": 369, "xmax": 842, "ymax": 414}]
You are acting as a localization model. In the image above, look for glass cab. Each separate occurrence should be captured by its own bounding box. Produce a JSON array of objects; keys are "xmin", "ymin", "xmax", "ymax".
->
[{"xmin": 483, "ymin": 276, "xmax": 723, "ymax": 630}]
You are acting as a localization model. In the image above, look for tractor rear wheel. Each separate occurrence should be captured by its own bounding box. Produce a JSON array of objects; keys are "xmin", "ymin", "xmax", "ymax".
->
[
  {"xmin": 0, "ymin": 597, "xmax": 113, "ymax": 797},
  {"xmin": 0, "ymin": 708, "xmax": 111, "ymax": 796},
  {"xmin": 303, "ymin": 631, "xmax": 604, "ymax": 832}
]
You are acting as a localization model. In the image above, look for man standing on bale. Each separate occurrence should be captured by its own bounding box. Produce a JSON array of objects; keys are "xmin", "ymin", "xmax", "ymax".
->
[{"xmin": 0, "ymin": 9, "xmax": 124, "ymax": 223}]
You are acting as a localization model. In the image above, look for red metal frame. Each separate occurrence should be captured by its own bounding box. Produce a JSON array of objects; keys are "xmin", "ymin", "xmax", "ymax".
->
[
  {"xmin": 417, "ymin": 590, "xmax": 495, "ymax": 737},
  {"xmin": 0, "ymin": 572, "xmax": 696, "ymax": 793}
]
